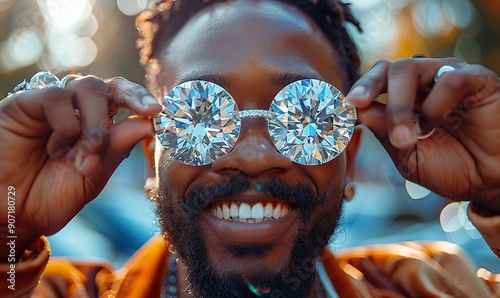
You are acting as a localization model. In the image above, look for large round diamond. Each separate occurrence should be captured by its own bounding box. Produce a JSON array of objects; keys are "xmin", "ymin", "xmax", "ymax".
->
[
  {"xmin": 269, "ymin": 79, "xmax": 356, "ymax": 165},
  {"xmin": 156, "ymin": 80, "xmax": 239, "ymax": 166}
]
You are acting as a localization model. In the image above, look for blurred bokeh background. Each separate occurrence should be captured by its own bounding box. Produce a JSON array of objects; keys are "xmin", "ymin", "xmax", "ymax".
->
[{"xmin": 1, "ymin": 0, "xmax": 499, "ymax": 271}]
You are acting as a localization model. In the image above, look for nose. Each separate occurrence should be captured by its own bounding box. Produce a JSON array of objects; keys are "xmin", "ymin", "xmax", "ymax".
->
[{"xmin": 212, "ymin": 118, "xmax": 293, "ymax": 176}]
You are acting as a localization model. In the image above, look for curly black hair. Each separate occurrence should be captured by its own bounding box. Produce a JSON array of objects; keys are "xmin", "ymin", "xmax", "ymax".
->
[{"xmin": 136, "ymin": 0, "xmax": 362, "ymax": 87}]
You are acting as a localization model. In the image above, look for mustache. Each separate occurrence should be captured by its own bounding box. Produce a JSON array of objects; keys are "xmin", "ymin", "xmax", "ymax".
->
[{"xmin": 180, "ymin": 176, "xmax": 324, "ymax": 217}]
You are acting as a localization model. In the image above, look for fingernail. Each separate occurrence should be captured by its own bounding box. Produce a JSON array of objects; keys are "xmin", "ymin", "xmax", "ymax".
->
[
  {"xmin": 77, "ymin": 154, "xmax": 100, "ymax": 175},
  {"xmin": 142, "ymin": 95, "xmax": 160, "ymax": 107},
  {"xmin": 414, "ymin": 119, "xmax": 435, "ymax": 140},
  {"xmin": 392, "ymin": 125, "xmax": 414, "ymax": 147},
  {"xmin": 347, "ymin": 85, "xmax": 366, "ymax": 100}
]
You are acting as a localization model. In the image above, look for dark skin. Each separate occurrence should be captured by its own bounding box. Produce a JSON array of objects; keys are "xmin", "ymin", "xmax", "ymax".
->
[
  {"xmin": 149, "ymin": 3, "xmax": 359, "ymax": 296},
  {"xmin": 0, "ymin": 0, "xmax": 499, "ymax": 297}
]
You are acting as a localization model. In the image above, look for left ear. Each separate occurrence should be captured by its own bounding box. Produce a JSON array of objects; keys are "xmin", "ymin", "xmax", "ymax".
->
[{"xmin": 344, "ymin": 126, "xmax": 363, "ymax": 183}]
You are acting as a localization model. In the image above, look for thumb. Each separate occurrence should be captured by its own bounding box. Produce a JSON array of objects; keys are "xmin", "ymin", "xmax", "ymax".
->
[{"xmin": 82, "ymin": 116, "xmax": 154, "ymax": 176}]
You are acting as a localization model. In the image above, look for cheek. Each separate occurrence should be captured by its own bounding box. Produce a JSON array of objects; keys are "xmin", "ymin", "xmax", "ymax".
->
[
  {"xmin": 304, "ymin": 155, "xmax": 346, "ymax": 195},
  {"xmin": 157, "ymin": 152, "xmax": 199, "ymax": 202},
  {"xmin": 302, "ymin": 157, "xmax": 345, "ymax": 229}
]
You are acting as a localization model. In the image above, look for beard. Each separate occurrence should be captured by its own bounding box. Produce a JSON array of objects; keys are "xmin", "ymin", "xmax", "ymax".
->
[{"xmin": 155, "ymin": 175, "xmax": 344, "ymax": 298}]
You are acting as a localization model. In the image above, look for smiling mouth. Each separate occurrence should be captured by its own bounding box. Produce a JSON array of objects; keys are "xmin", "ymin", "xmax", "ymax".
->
[{"xmin": 209, "ymin": 201, "xmax": 293, "ymax": 223}]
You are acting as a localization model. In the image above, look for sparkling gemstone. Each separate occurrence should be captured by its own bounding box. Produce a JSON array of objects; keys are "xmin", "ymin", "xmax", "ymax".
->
[
  {"xmin": 28, "ymin": 71, "xmax": 61, "ymax": 89},
  {"xmin": 156, "ymin": 80, "xmax": 239, "ymax": 166},
  {"xmin": 268, "ymin": 79, "xmax": 356, "ymax": 165},
  {"xmin": 234, "ymin": 109, "xmax": 276, "ymax": 121},
  {"xmin": 7, "ymin": 80, "xmax": 28, "ymax": 96}
]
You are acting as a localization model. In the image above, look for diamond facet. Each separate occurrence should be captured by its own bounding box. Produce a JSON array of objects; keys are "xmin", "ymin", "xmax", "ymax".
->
[
  {"xmin": 268, "ymin": 79, "xmax": 356, "ymax": 165},
  {"xmin": 28, "ymin": 71, "xmax": 61, "ymax": 89},
  {"xmin": 155, "ymin": 80, "xmax": 239, "ymax": 166}
]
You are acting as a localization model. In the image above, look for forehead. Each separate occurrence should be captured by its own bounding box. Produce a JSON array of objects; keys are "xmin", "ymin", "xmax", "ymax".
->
[{"xmin": 157, "ymin": 0, "xmax": 345, "ymax": 94}]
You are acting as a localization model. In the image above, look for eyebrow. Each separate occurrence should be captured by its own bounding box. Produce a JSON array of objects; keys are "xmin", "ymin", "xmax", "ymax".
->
[
  {"xmin": 179, "ymin": 72, "xmax": 323, "ymax": 89},
  {"xmin": 271, "ymin": 72, "xmax": 322, "ymax": 87},
  {"xmin": 182, "ymin": 74, "xmax": 231, "ymax": 87}
]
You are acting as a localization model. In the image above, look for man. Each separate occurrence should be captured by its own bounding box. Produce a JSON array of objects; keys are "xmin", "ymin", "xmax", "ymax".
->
[{"xmin": 1, "ymin": 0, "xmax": 500, "ymax": 297}]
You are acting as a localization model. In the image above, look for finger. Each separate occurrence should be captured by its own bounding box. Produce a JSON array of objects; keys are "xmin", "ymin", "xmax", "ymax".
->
[
  {"xmin": 5, "ymin": 88, "xmax": 80, "ymax": 158},
  {"xmin": 6, "ymin": 88, "xmax": 67, "ymax": 134},
  {"xmin": 383, "ymin": 58, "xmax": 461, "ymax": 148},
  {"xmin": 356, "ymin": 101, "xmax": 387, "ymax": 133},
  {"xmin": 346, "ymin": 60, "xmax": 391, "ymax": 108},
  {"xmin": 96, "ymin": 116, "xmax": 155, "ymax": 177},
  {"xmin": 69, "ymin": 116, "xmax": 155, "ymax": 206},
  {"xmin": 66, "ymin": 76, "xmax": 110, "ymax": 172},
  {"xmin": 41, "ymin": 89, "xmax": 80, "ymax": 158},
  {"xmin": 385, "ymin": 59, "xmax": 423, "ymax": 149},
  {"xmin": 106, "ymin": 77, "xmax": 162, "ymax": 116},
  {"xmin": 418, "ymin": 65, "xmax": 499, "ymax": 133}
]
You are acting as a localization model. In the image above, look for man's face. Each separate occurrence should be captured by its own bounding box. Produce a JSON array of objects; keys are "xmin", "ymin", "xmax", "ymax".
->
[{"xmin": 153, "ymin": 1, "xmax": 354, "ymax": 296}]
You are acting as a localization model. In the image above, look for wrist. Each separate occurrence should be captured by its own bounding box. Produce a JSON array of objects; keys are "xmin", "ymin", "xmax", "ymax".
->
[{"xmin": 0, "ymin": 228, "xmax": 38, "ymax": 262}]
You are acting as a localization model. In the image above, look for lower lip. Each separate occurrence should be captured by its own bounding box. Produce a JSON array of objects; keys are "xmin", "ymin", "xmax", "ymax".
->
[{"xmin": 200, "ymin": 209, "xmax": 299, "ymax": 244}]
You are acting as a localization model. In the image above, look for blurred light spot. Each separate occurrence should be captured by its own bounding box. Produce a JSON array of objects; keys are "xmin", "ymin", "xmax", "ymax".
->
[
  {"xmin": 454, "ymin": 35, "xmax": 481, "ymax": 63},
  {"xmin": 48, "ymin": 35, "xmax": 97, "ymax": 68},
  {"xmin": 442, "ymin": 0, "xmax": 475, "ymax": 29},
  {"xmin": 445, "ymin": 225, "xmax": 473, "ymax": 245},
  {"xmin": 340, "ymin": 261, "xmax": 364, "ymax": 280},
  {"xmin": 385, "ymin": 0, "xmax": 411, "ymax": 13},
  {"xmin": 444, "ymin": 202, "xmax": 471, "ymax": 245},
  {"xmin": 405, "ymin": 180, "xmax": 431, "ymax": 200},
  {"xmin": 412, "ymin": 0, "xmax": 452, "ymax": 37},
  {"xmin": 117, "ymin": 0, "xmax": 147, "ymax": 16},
  {"xmin": 347, "ymin": 0, "xmax": 383, "ymax": 9},
  {"xmin": 0, "ymin": 27, "xmax": 44, "ymax": 71},
  {"xmin": 347, "ymin": 7, "xmax": 398, "ymax": 63},
  {"xmin": 37, "ymin": 52, "xmax": 58, "ymax": 73},
  {"xmin": 466, "ymin": 228, "xmax": 481, "ymax": 239},
  {"xmin": 38, "ymin": 0, "xmax": 92, "ymax": 29},
  {"xmin": 79, "ymin": 14, "xmax": 99, "ymax": 38},
  {"xmin": 440, "ymin": 201, "xmax": 478, "ymax": 241},
  {"xmin": 440, "ymin": 202, "xmax": 463, "ymax": 232}
]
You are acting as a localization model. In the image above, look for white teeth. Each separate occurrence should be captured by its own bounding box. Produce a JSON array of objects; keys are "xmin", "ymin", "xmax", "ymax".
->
[
  {"xmin": 211, "ymin": 202, "xmax": 291, "ymax": 222},
  {"xmin": 222, "ymin": 204, "xmax": 230, "ymax": 219},
  {"xmin": 273, "ymin": 204, "xmax": 281, "ymax": 219},
  {"xmin": 264, "ymin": 203, "xmax": 273, "ymax": 218},
  {"xmin": 230, "ymin": 203, "xmax": 239, "ymax": 218},
  {"xmin": 239, "ymin": 203, "xmax": 251, "ymax": 219},
  {"xmin": 251, "ymin": 203, "xmax": 264, "ymax": 219},
  {"xmin": 280, "ymin": 206, "xmax": 287, "ymax": 218}
]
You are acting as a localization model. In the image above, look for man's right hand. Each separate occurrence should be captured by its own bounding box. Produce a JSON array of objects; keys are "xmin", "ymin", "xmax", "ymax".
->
[{"xmin": 0, "ymin": 76, "xmax": 161, "ymax": 260}]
